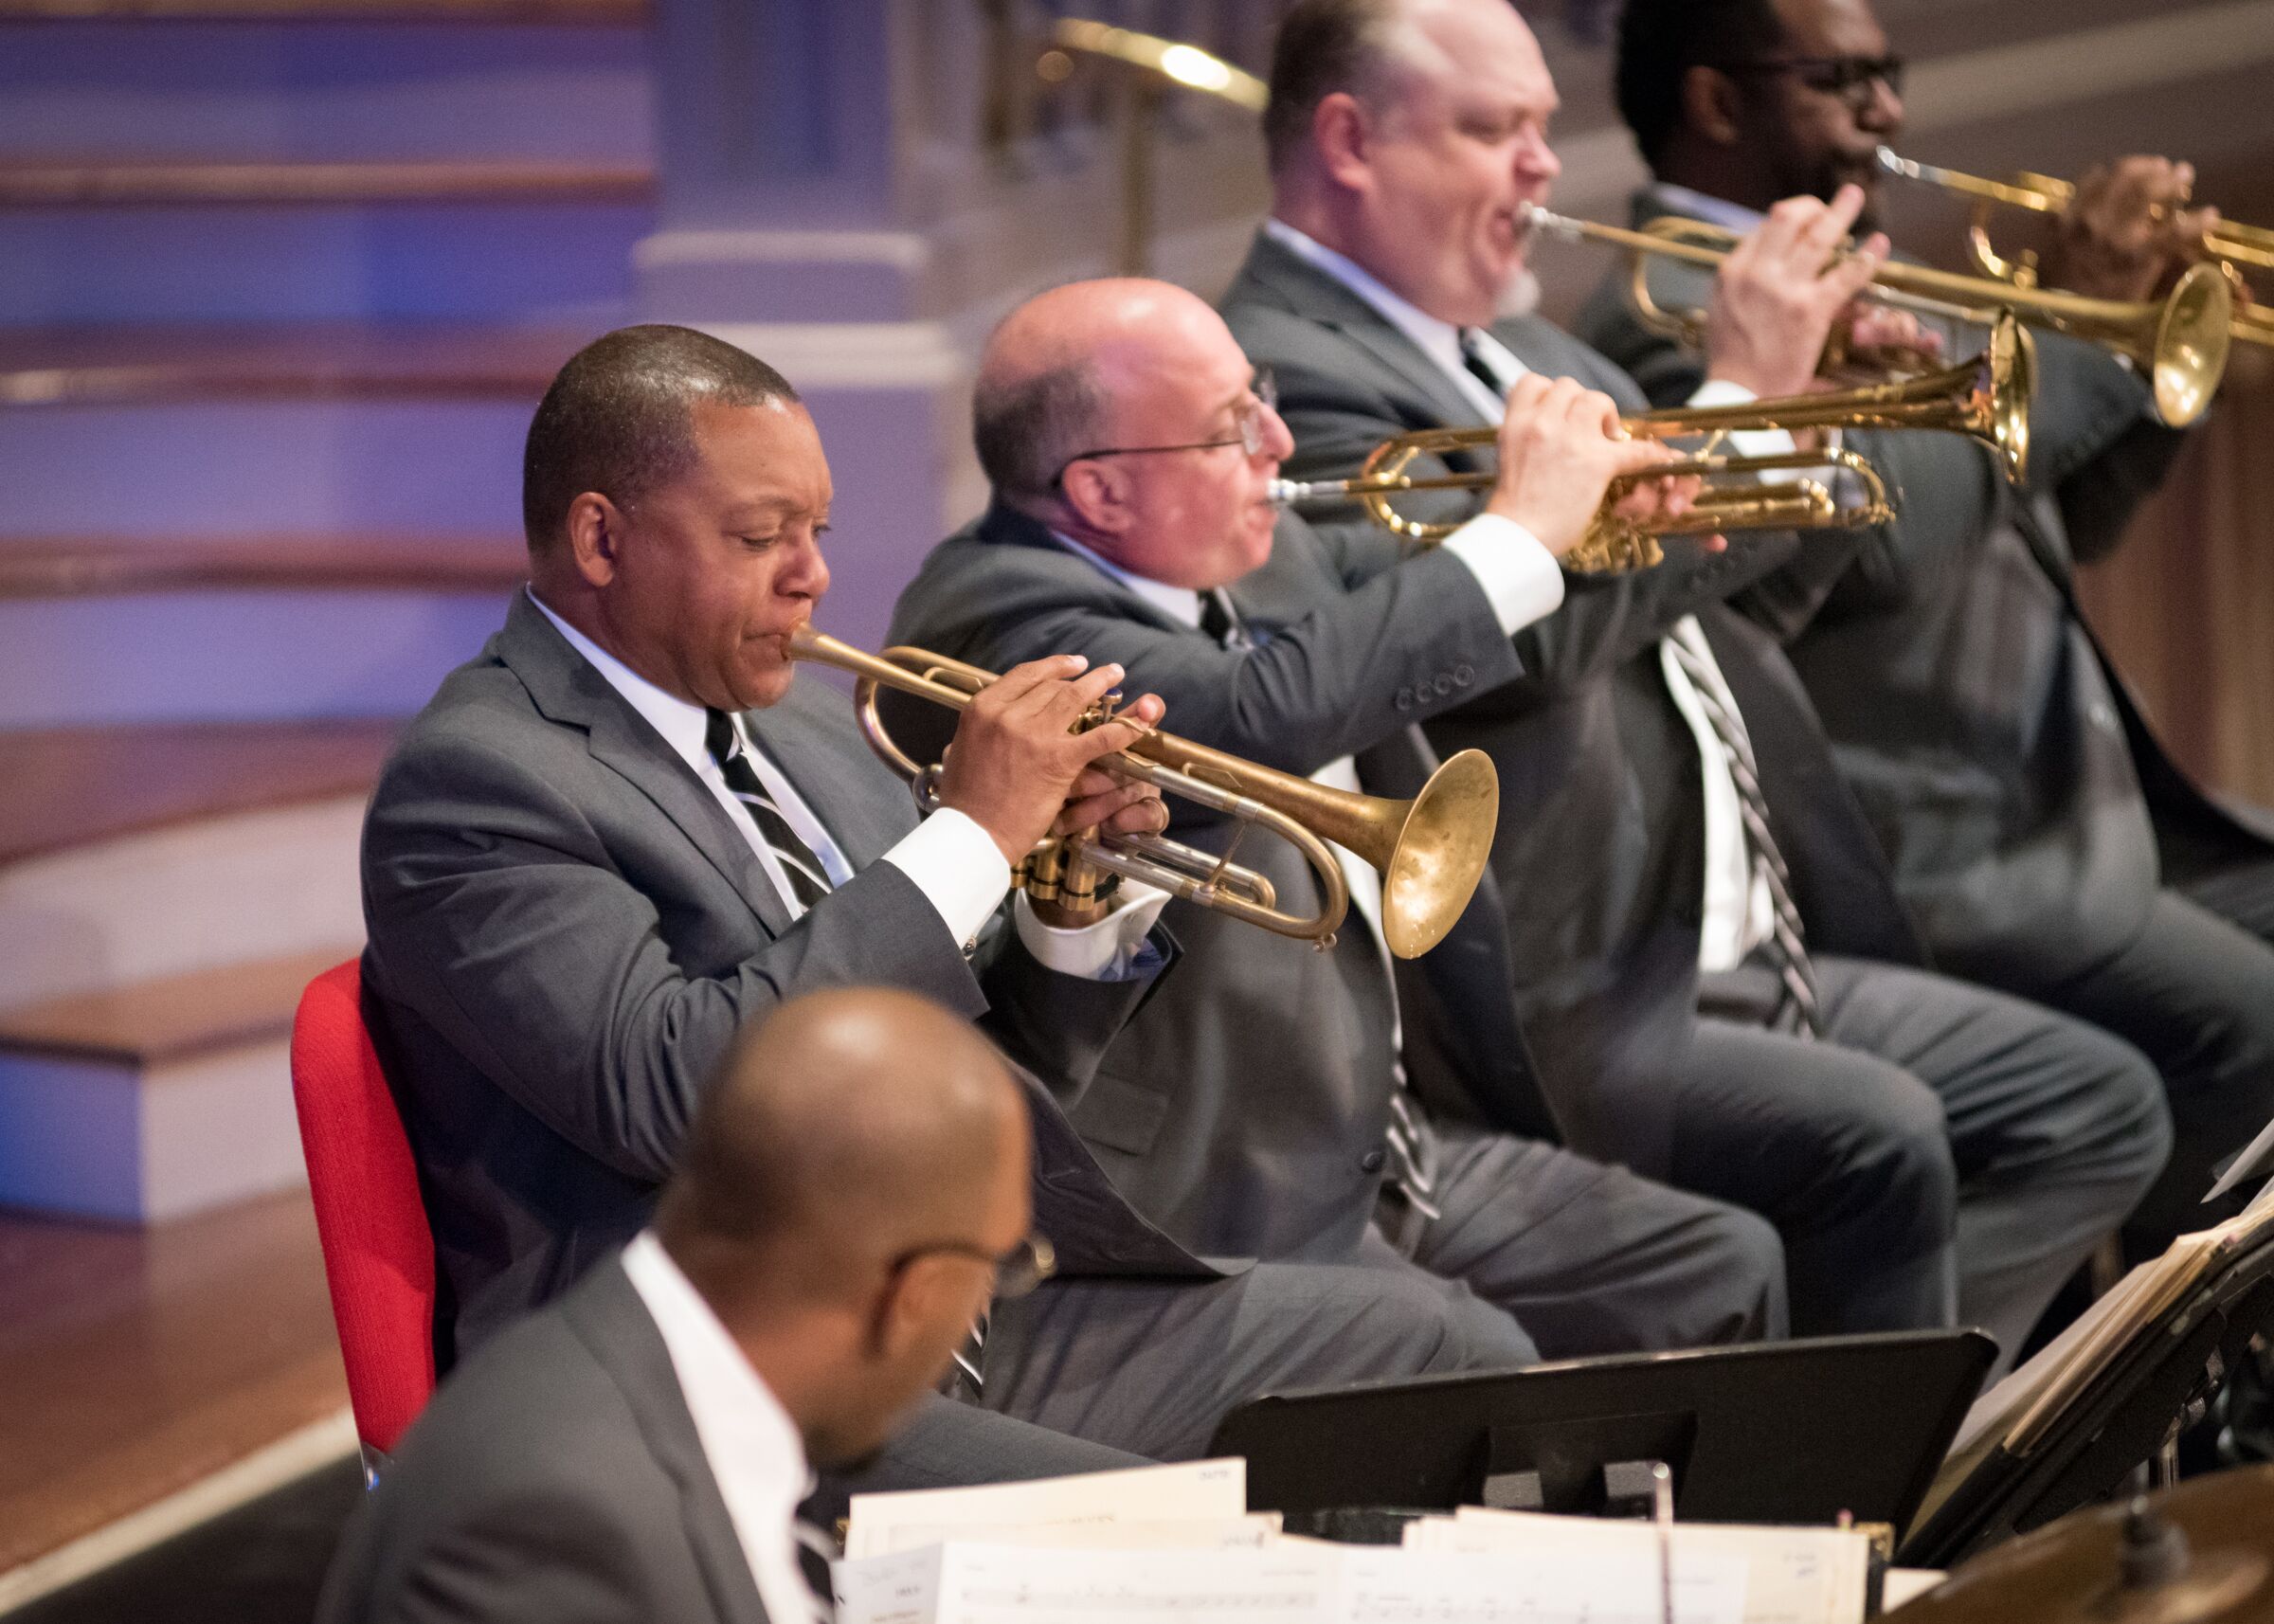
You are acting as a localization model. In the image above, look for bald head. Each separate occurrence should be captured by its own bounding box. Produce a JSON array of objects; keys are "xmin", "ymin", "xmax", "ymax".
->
[
  {"xmin": 974, "ymin": 279, "xmax": 1235, "ymax": 502},
  {"xmin": 658, "ymin": 987, "xmax": 1027, "ymax": 1295}
]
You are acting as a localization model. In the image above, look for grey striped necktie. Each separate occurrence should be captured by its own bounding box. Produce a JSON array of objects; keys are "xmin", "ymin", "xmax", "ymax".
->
[
  {"xmin": 790, "ymin": 1517, "xmax": 837, "ymax": 1623},
  {"xmin": 1662, "ymin": 637, "xmax": 1824, "ymax": 1038},
  {"xmin": 705, "ymin": 710, "xmax": 834, "ymax": 911}
]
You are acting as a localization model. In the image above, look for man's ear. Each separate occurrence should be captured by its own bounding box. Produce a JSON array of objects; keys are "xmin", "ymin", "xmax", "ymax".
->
[
  {"xmin": 1056, "ymin": 461, "xmax": 1129, "ymax": 538},
  {"xmin": 868, "ymin": 1256, "xmax": 968, "ymax": 1368},
  {"xmin": 1682, "ymin": 64, "xmax": 1746, "ymax": 148},
  {"xmin": 564, "ymin": 492, "xmax": 623, "ymax": 589},
  {"xmin": 1314, "ymin": 91, "xmax": 1375, "ymax": 192}
]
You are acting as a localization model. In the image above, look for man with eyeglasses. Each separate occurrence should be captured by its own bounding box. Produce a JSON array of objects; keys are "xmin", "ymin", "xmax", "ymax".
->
[
  {"xmin": 1588, "ymin": 0, "xmax": 2274, "ymax": 1308},
  {"xmin": 889, "ymin": 274, "xmax": 1792, "ymax": 1393},
  {"xmin": 1215, "ymin": 0, "xmax": 2172, "ymax": 1368},
  {"xmin": 364, "ymin": 320, "xmax": 1611, "ymax": 1493},
  {"xmin": 320, "ymin": 988, "xmax": 1065, "ymax": 1624}
]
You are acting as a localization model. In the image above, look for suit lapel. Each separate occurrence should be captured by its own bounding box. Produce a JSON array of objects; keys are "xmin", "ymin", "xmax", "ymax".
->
[
  {"xmin": 496, "ymin": 594, "xmax": 795, "ymax": 940},
  {"xmin": 1235, "ymin": 231, "xmax": 1494, "ymax": 434},
  {"xmin": 565, "ymin": 1258, "xmax": 773, "ymax": 1624}
]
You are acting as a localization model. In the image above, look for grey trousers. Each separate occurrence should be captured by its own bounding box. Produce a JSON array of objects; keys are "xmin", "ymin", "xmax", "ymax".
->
[
  {"xmin": 1680, "ymin": 956, "xmax": 2170, "ymax": 1368},
  {"xmin": 1976, "ymin": 887, "xmax": 2274, "ymax": 1257},
  {"xmin": 978, "ymin": 1141, "xmax": 1787, "ymax": 1462},
  {"xmin": 806, "ymin": 1392, "xmax": 1147, "ymax": 1525}
]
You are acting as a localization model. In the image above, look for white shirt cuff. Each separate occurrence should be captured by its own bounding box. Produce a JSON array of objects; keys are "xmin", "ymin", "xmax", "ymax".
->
[
  {"xmin": 1013, "ymin": 879, "xmax": 1172, "ymax": 982},
  {"xmin": 879, "ymin": 808, "xmax": 1013, "ymax": 954},
  {"xmin": 1439, "ymin": 512, "xmax": 1566, "ymax": 629}
]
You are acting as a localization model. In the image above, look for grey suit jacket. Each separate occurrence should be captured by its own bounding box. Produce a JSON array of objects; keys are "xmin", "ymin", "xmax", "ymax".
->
[
  {"xmin": 361, "ymin": 594, "xmax": 1213, "ymax": 1362},
  {"xmin": 1576, "ymin": 186, "xmax": 2269, "ymax": 983},
  {"xmin": 1221, "ymin": 227, "xmax": 1922, "ymax": 1174},
  {"xmin": 887, "ymin": 500, "xmax": 1557, "ymax": 1259},
  {"xmin": 318, "ymin": 1254, "xmax": 767, "ymax": 1624}
]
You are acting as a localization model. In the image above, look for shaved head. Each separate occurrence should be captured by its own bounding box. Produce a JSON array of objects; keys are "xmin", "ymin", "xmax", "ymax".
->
[
  {"xmin": 658, "ymin": 987, "xmax": 1027, "ymax": 1299},
  {"xmin": 974, "ymin": 279, "xmax": 1289, "ymax": 588},
  {"xmin": 974, "ymin": 278, "xmax": 1224, "ymax": 500}
]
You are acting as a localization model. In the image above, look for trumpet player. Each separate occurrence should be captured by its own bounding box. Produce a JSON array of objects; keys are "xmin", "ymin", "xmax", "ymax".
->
[
  {"xmin": 1598, "ymin": 0, "xmax": 2274, "ymax": 1274},
  {"xmin": 359, "ymin": 323, "xmax": 1576, "ymax": 1484},
  {"xmin": 892, "ymin": 275, "xmax": 1789, "ymax": 1371},
  {"xmin": 1221, "ymin": 0, "xmax": 2170, "ymax": 1365}
]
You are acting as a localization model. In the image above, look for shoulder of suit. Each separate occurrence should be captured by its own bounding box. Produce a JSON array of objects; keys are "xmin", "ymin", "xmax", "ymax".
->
[{"xmin": 1489, "ymin": 315, "xmax": 1650, "ymax": 407}]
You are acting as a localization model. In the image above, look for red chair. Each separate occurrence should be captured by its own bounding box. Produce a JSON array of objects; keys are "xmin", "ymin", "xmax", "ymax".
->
[{"xmin": 290, "ymin": 958, "xmax": 437, "ymax": 1481}]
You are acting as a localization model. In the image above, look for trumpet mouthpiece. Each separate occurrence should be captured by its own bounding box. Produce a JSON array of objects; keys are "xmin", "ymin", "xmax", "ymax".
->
[
  {"xmin": 1515, "ymin": 201, "xmax": 1581, "ymax": 243},
  {"xmin": 1267, "ymin": 478, "xmax": 1313, "ymax": 505},
  {"xmin": 1876, "ymin": 145, "xmax": 1921, "ymax": 181}
]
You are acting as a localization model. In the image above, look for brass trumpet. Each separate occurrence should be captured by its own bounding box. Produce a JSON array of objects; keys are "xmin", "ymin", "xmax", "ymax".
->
[
  {"xmin": 1877, "ymin": 146, "xmax": 2274, "ymax": 351},
  {"xmin": 1267, "ymin": 318, "xmax": 2036, "ymax": 570},
  {"xmin": 1519, "ymin": 202, "xmax": 2232, "ymax": 429},
  {"xmin": 786, "ymin": 627, "xmax": 1500, "ymax": 960}
]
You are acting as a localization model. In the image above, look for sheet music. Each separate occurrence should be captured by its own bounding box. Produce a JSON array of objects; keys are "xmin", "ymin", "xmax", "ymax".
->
[
  {"xmin": 844, "ymin": 1460, "xmax": 1248, "ymax": 1559},
  {"xmin": 837, "ymin": 1539, "xmax": 1748, "ymax": 1624},
  {"xmin": 839, "ymin": 1543, "xmax": 1337, "ymax": 1624},
  {"xmin": 1412, "ymin": 1507, "xmax": 1863, "ymax": 1624},
  {"xmin": 1341, "ymin": 1545, "xmax": 1748, "ymax": 1624},
  {"xmin": 2204, "ymin": 1111, "xmax": 2274, "ymax": 1202}
]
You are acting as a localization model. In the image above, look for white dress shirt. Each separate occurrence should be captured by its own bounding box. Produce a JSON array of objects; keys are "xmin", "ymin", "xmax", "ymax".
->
[
  {"xmin": 620, "ymin": 1231, "xmax": 819, "ymax": 1624},
  {"xmin": 530, "ymin": 589, "xmax": 1166, "ymax": 978},
  {"xmin": 1262, "ymin": 217, "xmax": 1786, "ymax": 973}
]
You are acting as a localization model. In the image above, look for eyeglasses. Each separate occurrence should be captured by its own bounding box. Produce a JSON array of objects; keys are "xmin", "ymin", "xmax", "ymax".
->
[
  {"xmin": 886, "ymin": 1233, "xmax": 1057, "ymax": 1300},
  {"xmin": 1716, "ymin": 53, "xmax": 1905, "ymax": 112},
  {"xmin": 1050, "ymin": 370, "xmax": 1278, "ymax": 489}
]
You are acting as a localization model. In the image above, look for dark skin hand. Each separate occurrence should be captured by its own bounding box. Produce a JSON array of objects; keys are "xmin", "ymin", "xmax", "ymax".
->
[
  {"xmin": 934, "ymin": 654, "xmax": 1168, "ymax": 869},
  {"xmin": 2042, "ymin": 156, "xmax": 2219, "ymax": 304}
]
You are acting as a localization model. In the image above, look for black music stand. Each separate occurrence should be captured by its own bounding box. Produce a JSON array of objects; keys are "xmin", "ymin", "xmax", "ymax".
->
[
  {"xmin": 1899, "ymin": 1229, "xmax": 2274, "ymax": 1568},
  {"xmin": 1208, "ymin": 1329, "xmax": 1995, "ymax": 1532}
]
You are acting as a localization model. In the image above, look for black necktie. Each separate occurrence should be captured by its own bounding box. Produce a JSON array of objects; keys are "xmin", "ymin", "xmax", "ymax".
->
[
  {"xmin": 1459, "ymin": 329, "xmax": 1508, "ymax": 400},
  {"xmin": 790, "ymin": 1517, "xmax": 837, "ymax": 1623},
  {"xmin": 1200, "ymin": 587, "xmax": 1252, "ymax": 650},
  {"xmin": 704, "ymin": 710, "xmax": 834, "ymax": 912},
  {"xmin": 1663, "ymin": 638, "xmax": 1824, "ymax": 1038}
]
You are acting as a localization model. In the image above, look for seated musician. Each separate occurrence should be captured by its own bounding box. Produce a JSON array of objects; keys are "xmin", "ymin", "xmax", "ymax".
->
[
  {"xmin": 891, "ymin": 275, "xmax": 1791, "ymax": 1364},
  {"xmin": 359, "ymin": 322, "xmax": 1579, "ymax": 1480},
  {"xmin": 1213, "ymin": 0, "xmax": 2171, "ymax": 1366},
  {"xmin": 1595, "ymin": 0, "xmax": 2274, "ymax": 1274},
  {"xmin": 319, "ymin": 987, "xmax": 1048, "ymax": 1624}
]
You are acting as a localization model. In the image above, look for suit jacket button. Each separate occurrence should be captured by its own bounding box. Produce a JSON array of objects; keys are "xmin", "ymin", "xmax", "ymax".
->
[
  {"xmin": 1394, "ymin": 687, "xmax": 1415, "ymax": 712},
  {"xmin": 1453, "ymin": 663, "xmax": 1474, "ymax": 686},
  {"xmin": 1359, "ymin": 1147, "xmax": 1387, "ymax": 1174},
  {"xmin": 1434, "ymin": 674, "xmax": 1454, "ymax": 696}
]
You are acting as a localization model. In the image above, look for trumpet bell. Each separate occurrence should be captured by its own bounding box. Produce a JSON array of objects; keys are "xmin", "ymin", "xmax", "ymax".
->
[
  {"xmin": 1376, "ymin": 748, "xmax": 1500, "ymax": 960},
  {"xmin": 2155, "ymin": 262, "xmax": 2235, "ymax": 429}
]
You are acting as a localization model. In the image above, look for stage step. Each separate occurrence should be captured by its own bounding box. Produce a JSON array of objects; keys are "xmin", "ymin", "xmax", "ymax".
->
[
  {"xmin": 0, "ymin": 321, "xmax": 582, "ymax": 406},
  {"xmin": 0, "ymin": 532, "xmax": 524, "ymax": 599},
  {"xmin": 0, "ymin": 1191, "xmax": 350, "ymax": 1596},
  {"xmin": 0, "ymin": 159, "xmax": 650, "ymax": 208},
  {"xmin": 0, "ymin": 947, "xmax": 350, "ymax": 1220},
  {"xmin": 0, "ymin": 0, "xmax": 640, "ymax": 24}
]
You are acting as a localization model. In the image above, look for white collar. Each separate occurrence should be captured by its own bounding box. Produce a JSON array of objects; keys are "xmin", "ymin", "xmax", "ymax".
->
[
  {"xmin": 620, "ymin": 1233, "xmax": 814, "ymax": 1597},
  {"xmin": 1647, "ymin": 182, "xmax": 1766, "ymax": 234},
  {"xmin": 527, "ymin": 586, "xmax": 713, "ymax": 775},
  {"xmin": 1050, "ymin": 531, "xmax": 1206, "ymax": 631},
  {"xmin": 1264, "ymin": 217, "xmax": 1476, "ymax": 388}
]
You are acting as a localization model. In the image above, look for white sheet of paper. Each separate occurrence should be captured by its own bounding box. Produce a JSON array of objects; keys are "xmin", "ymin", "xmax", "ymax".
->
[
  {"xmin": 2204, "ymin": 1111, "xmax": 2274, "ymax": 1202},
  {"xmin": 843, "ymin": 1459, "xmax": 1247, "ymax": 1560},
  {"xmin": 1338, "ymin": 1543, "xmax": 1749, "ymax": 1624},
  {"xmin": 840, "ymin": 1540, "xmax": 1748, "ymax": 1624},
  {"xmin": 1881, "ymin": 1570, "xmax": 1945, "ymax": 1612},
  {"xmin": 923, "ymin": 1541, "xmax": 1336, "ymax": 1624},
  {"xmin": 1427, "ymin": 1507, "xmax": 1863, "ymax": 1624}
]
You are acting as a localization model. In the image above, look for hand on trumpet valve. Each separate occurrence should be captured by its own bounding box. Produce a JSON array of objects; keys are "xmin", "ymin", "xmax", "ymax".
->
[
  {"xmin": 2049, "ymin": 157, "xmax": 2217, "ymax": 303},
  {"xmin": 1489, "ymin": 374, "xmax": 1704, "ymax": 557},
  {"xmin": 1824, "ymin": 301, "xmax": 1944, "ymax": 382},
  {"xmin": 1705, "ymin": 184, "xmax": 1890, "ymax": 399},
  {"xmin": 932, "ymin": 653, "xmax": 1166, "ymax": 866}
]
